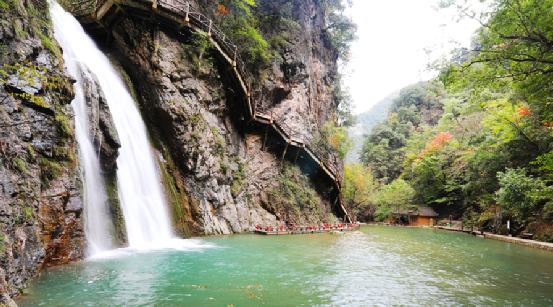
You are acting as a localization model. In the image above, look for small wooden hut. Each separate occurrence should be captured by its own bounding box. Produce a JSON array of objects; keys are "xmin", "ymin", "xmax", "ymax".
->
[{"xmin": 386, "ymin": 207, "xmax": 438, "ymax": 226}]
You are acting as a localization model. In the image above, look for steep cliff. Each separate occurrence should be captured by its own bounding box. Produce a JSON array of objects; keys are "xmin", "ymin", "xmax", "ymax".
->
[
  {"xmin": 0, "ymin": 0, "xmax": 347, "ymax": 302},
  {"xmin": 0, "ymin": 0, "xmax": 124, "ymax": 303},
  {"xmin": 99, "ymin": 0, "xmax": 346, "ymax": 235},
  {"xmin": 0, "ymin": 0, "xmax": 80, "ymax": 304}
]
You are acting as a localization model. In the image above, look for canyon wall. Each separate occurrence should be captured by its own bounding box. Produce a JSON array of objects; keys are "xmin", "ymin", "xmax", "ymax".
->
[
  {"xmin": 0, "ymin": 0, "xmax": 122, "ymax": 304},
  {"xmin": 106, "ymin": 0, "xmax": 344, "ymax": 236},
  {"xmin": 0, "ymin": 0, "xmax": 345, "ymax": 303}
]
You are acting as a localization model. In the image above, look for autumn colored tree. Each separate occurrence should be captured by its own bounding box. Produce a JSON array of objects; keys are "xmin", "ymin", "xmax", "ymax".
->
[
  {"xmin": 314, "ymin": 121, "xmax": 352, "ymax": 159},
  {"xmin": 216, "ymin": 4, "xmax": 229, "ymax": 16},
  {"xmin": 417, "ymin": 132, "xmax": 453, "ymax": 159}
]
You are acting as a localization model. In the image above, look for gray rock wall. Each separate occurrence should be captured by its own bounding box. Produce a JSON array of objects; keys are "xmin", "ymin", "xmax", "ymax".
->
[
  {"xmin": 0, "ymin": 0, "xmax": 124, "ymax": 303},
  {"xmin": 0, "ymin": 0, "xmax": 82, "ymax": 304},
  {"xmin": 107, "ymin": 0, "xmax": 343, "ymax": 236}
]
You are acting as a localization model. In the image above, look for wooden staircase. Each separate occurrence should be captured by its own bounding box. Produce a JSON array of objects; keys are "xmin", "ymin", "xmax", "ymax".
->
[{"xmin": 67, "ymin": 0, "xmax": 352, "ymax": 223}]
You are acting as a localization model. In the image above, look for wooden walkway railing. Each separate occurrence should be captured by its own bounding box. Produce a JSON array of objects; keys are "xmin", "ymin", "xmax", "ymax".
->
[{"xmin": 69, "ymin": 0, "xmax": 351, "ymax": 223}]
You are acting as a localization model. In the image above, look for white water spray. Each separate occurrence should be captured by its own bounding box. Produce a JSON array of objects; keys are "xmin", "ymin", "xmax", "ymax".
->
[
  {"xmin": 51, "ymin": 1, "xmax": 173, "ymax": 250},
  {"xmin": 51, "ymin": 9, "xmax": 112, "ymax": 256}
]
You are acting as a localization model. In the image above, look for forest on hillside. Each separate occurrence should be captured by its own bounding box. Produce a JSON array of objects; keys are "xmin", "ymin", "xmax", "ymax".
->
[{"xmin": 343, "ymin": 0, "xmax": 553, "ymax": 242}]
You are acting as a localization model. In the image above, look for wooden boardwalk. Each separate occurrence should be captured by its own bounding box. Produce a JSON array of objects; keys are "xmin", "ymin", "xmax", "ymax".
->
[
  {"xmin": 254, "ymin": 226, "xmax": 360, "ymax": 235},
  {"xmin": 69, "ymin": 0, "xmax": 352, "ymax": 223},
  {"xmin": 438, "ymin": 226, "xmax": 553, "ymax": 252}
]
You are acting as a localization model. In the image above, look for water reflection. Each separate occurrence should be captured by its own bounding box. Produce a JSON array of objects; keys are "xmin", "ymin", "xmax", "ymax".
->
[{"xmin": 19, "ymin": 227, "xmax": 553, "ymax": 306}]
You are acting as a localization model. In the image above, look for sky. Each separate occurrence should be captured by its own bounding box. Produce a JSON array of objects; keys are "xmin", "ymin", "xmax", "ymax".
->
[{"xmin": 345, "ymin": 0, "xmax": 481, "ymax": 114}]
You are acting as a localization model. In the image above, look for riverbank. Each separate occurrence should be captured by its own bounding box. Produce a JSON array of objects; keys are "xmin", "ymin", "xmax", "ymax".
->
[{"xmin": 438, "ymin": 226, "xmax": 553, "ymax": 252}]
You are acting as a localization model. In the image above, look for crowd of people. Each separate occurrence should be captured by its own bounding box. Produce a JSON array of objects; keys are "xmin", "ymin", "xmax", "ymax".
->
[{"xmin": 256, "ymin": 223, "xmax": 361, "ymax": 232}]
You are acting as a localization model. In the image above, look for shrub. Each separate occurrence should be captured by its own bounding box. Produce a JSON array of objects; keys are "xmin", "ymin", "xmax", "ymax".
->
[
  {"xmin": 12, "ymin": 158, "xmax": 27, "ymax": 174},
  {"xmin": 39, "ymin": 157, "xmax": 63, "ymax": 187}
]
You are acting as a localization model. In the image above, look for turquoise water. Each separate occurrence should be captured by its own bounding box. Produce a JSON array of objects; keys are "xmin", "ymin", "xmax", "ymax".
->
[{"xmin": 18, "ymin": 226, "xmax": 553, "ymax": 306}]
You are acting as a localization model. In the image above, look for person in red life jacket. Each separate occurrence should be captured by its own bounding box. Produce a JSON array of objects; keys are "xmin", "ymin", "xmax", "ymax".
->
[
  {"xmin": 256, "ymin": 224, "xmax": 260, "ymax": 230},
  {"xmin": 280, "ymin": 225, "xmax": 284, "ymax": 231},
  {"xmin": 291, "ymin": 226, "xmax": 294, "ymax": 231},
  {"xmin": 266, "ymin": 226, "xmax": 270, "ymax": 231}
]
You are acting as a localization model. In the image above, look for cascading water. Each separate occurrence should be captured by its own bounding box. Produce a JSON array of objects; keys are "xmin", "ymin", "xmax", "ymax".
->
[
  {"xmin": 51, "ymin": 10, "xmax": 112, "ymax": 256},
  {"xmin": 51, "ymin": 1, "xmax": 173, "ymax": 250}
]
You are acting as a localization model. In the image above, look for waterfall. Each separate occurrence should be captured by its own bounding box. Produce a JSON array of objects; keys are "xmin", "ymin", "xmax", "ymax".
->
[
  {"xmin": 50, "ymin": 9, "xmax": 112, "ymax": 255},
  {"xmin": 51, "ymin": 1, "xmax": 173, "ymax": 251}
]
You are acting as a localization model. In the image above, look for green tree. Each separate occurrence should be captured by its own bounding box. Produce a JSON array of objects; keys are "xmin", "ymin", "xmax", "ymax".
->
[
  {"xmin": 343, "ymin": 163, "xmax": 377, "ymax": 220},
  {"xmin": 375, "ymin": 179, "xmax": 415, "ymax": 221},
  {"xmin": 439, "ymin": 0, "xmax": 553, "ymax": 119},
  {"xmin": 320, "ymin": 0, "xmax": 357, "ymax": 62},
  {"xmin": 496, "ymin": 168, "xmax": 546, "ymax": 224}
]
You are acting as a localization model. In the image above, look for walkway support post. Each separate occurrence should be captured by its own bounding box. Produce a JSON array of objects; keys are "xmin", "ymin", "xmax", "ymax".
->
[
  {"xmin": 262, "ymin": 126, "xmax": 269, "ymax": 151},
  {"xmin": 294, "ymin": 147, "xmax": 301, "ymax": 163},
  {"xmin": 92, "ymin": 0, "xmax": 97, "ymax": 18},
  {"xmin": 232, "ymin": 46, "xmax": 237, "ymax": 67},
  {"xmin": 184, "ymin": 2, "xmax": 189, "ymax": 23},
  {"xmin": 281, "ymin": 141, "xmax": 290, "ymax": 164}
]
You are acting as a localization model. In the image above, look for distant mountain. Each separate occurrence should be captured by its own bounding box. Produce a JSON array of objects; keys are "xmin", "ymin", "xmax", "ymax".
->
[{"xmin": 346, "ymin": 90, "xmax": 399, "ymax": 162}]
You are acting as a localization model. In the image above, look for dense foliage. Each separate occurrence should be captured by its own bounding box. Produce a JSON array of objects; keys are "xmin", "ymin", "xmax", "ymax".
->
[
  {"xmin": 344, "ymin": 0, "xmax": 553, "ymax": 241},
  {"xmin": 359, "ymin": 81, "xmax": 444, "ymax": 181}
]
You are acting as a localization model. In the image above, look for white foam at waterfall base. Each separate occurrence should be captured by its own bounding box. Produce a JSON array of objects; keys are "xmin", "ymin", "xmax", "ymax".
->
[
  {"xmin": 51, "ymin": 1, "xmax": 175, "ymax": 251},
  {"xmin": 87, "ymin": 239, "xmax": 220, "ymax": 260}
]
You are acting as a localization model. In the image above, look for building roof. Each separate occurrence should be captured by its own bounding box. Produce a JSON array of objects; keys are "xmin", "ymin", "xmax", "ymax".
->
[
  {"xmin": 416, "ymin": 207, "xmax": 438, "ymax": 217},
  {"xmin": 393, "ymin": 207, "xmax": 438, "ymax": 217}
]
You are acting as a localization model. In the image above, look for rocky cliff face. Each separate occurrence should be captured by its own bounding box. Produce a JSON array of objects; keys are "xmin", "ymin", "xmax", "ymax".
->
[
  {"xmin": 104, "ymin": 0, "xmax": 344, "ymax": 235},
  {"xmin": 0, "ymin": 0, "xmax": 124, "ymax": 303},
  {"xmin": 0, "ymin": 0, "xmax": 81, "ymax": 304},
  {"xmin": 76, "ymin": 63, "xmax": 125, "ymax": 245},
  {"xmin": 0, "ymin": 0, "xmax": 343, "ymax": 302}
]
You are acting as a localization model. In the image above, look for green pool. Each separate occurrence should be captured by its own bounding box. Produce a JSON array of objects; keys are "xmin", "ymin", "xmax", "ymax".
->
[{"xmin": 18, "ymin": 226, "xmax": 553, "ymax": 306}]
